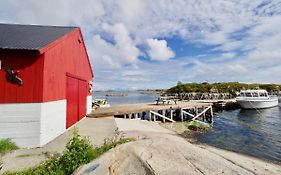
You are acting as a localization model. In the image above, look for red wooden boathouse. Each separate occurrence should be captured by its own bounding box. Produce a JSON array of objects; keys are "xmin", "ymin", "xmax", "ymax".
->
[{"xmin": 0, "ymin": 23, "xmax": 94, "ymax": 147}]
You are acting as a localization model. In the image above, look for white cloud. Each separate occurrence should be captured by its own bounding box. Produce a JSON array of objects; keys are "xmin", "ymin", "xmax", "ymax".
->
[
  {"xmin": 90, "ymin": 23, "xmax": 140, "ymax": 69},
  {"xmin": 1, "ymin": 0, "xmax": 281, "ymax": 89},
  {"xmin": 221, "ymin": 52, "xmax": 236, "ymax": 59},
  {"xmin": 146, "ymin": 39, "xmax": 175, "ymax": 61}
]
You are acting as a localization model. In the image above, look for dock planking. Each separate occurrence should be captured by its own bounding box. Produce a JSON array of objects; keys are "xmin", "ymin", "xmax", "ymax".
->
[{"xmin": 87, "ymin": 101, "xmax": 212, "ymax": 118}]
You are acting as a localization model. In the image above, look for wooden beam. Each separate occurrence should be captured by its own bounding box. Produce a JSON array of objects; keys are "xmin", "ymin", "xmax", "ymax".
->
[
  {"xmin": 180, "ymin": 108, "xmax": 183, "ymax": 122},
  {"xmin": 150, "ymin": 110, "xmax": 175, "ymax": 122},
  {"xmin": 192, "ymin": 105, "xmax": 212, "ymax": 121},
  {"xmin": 203, "ymin": 106, "xmax": 206, "ymax": 122},
  {"xmin": 182, "ymin": 110, "xmax": 195, "ymax": 118},
  {"xmin": 210, "ymin": 105, "xmax": 214, "ymax": 125},
  {"xmin": 162, "ymin": 110, "xmax": 166, "ymax": 123},
  {"xmin": 148, "ymin": 111, "xmax": 151, "ymax": 121}
]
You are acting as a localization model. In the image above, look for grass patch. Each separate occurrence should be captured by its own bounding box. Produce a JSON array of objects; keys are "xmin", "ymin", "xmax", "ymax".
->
[
  {"xmin": 0, "ymin": 139, "xmax": 18, "ymax": 154},
  {"xmin": 3, "ymin": 128, "xmax": 134, "ymax": 175}
]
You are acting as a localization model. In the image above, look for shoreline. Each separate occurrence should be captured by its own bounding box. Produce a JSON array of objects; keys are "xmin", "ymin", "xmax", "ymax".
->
[
  {"xmin": 77, "ymin": 118, "xmax": 281, "ymax": 174},
  {"xmin": 161, "ymin": 121, "xmax": 281, "ymax": 165},
  {"xmin": 3, "ymin": 117, "xmax": 281, "ymax": 174}
]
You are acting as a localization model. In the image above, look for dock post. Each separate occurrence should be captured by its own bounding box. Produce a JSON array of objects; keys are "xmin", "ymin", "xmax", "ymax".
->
[
  {"xmin": 162, "ymin": 110, "xmax": 166, "ymax": 123},
  {"xmin": 124, "ymin": 114, "xmax": 126, "ymax": 119},
  {"xmin": 203, "ymin": 106, "xmax": 206, "ymax": 122},
  {"xmin": 129, "ymin": 113, "xmax": 132, "ymax": 119},
  {"xmin": 135, "ymin": 113, "xmax": 138, "ymax": 119},
  {"xmin": 180, "ymin": 108, "xmax": 183, "ymax": 122},
  {"xmin": 148, "ymin": 111, "xmax": 152, "ymax": 121},
  {"xmin": 170, "ymin": 110, "xmax": 173, "ymax": 121},
  {"xmin": 210, "ymin": 105, "xmax": 214, "ymax": 125},
  {"xmin": 153, "ymin": 112, "xmax": 156, "ymax": 122}
]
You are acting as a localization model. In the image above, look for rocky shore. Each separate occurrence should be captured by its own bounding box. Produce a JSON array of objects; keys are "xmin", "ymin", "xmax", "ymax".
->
[
  {"xmin": 2, "ymin": 117, "xmax": 281, "ymax": 174},
  {"xmin": 76, "ymin": 118, "xmax": 281, "ymax": 175}
]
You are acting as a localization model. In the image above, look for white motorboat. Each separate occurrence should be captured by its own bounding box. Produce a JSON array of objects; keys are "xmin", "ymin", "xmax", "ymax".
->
[{"xmin": 236, "ymin": 90, "xmax": 278, "ymax": 109}]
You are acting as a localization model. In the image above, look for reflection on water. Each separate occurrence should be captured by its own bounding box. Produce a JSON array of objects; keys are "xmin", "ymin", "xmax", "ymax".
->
[{"xmin": 194, "ymin": 107, "xmax": 281, "ymax": 162}]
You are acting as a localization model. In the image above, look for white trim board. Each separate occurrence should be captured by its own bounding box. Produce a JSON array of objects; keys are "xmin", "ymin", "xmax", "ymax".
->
[{"xmin": 87, "ymin": 95, "xmax": 92, "ymax": 114}]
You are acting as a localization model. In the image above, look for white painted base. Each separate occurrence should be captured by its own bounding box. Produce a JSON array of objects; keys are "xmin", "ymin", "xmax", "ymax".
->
[
  {"xmin": 87, "ymin": 95, "xmax": 92, "ymax": 114},
  {"xmin": 0, "ymin": 100, "xmax": 66, "ymax": 148},
  {"xmin": 40, "ymin": 100, "xmax": 66, "ymax": 146}
]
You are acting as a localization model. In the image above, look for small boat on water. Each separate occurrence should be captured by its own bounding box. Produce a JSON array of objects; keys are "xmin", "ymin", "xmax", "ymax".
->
[
  {"xmin": 236, "ymin": 90, "xmax": 278, "ymax": 109},
  {"xmin": 92, "ymin": 99, "xmax": 110, "ymax": 110}
]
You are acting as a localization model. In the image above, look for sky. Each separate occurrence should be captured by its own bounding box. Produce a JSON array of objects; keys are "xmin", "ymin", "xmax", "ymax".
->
[{"xmin": 0, "ymin": 0, "xmax": 281, "ymax": 90}]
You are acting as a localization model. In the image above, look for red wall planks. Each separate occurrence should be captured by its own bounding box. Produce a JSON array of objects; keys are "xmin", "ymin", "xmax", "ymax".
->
[
  {"xmin": 0, "ymin": 28, "xmax": 93, "ymax": 104},
  {"xmin": 42, "ymin": 29, "xmax": 93, "ymax": 102},
  {"xmin": 0, "ymin": 52, "xmax": 44, "ymax": 103}
]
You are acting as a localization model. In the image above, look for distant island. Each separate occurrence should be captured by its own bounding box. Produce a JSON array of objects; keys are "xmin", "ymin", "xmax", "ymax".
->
[
  {"xmin": 167, "ymin": 82, "xmax": 281, "ymax": 95},
  {"xmin": 105, "ymin": 93, "xmax": 128, "ymax": 97},
  {"xmin": 138, "ymin": 89, "xmax": 166, "ymax": 94}
]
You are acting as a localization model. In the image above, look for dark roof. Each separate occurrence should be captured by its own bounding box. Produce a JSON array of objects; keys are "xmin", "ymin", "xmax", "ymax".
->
[{"xmin": 0, "ymin": 23, "xmax": 77, "ymax": 51}]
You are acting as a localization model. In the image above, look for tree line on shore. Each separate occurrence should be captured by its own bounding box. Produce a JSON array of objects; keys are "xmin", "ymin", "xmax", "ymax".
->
[{"xmin": 167, "ymin": 82, "xmax": 281, "ymax": 95}]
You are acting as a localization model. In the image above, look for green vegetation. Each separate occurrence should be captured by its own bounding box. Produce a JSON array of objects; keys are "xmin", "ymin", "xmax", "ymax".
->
[
  {"xmin": 186, "ymin": 120, "xmax": 211, "ymax": 131},
  {"xmin": 0, "ymin": 139, "xmax": 18, "ymax": 154},
  {"xmin": 138, "ymin": 89, "xmax": 166, "ymax": 94},
  {"xmin": 3, "ymin": 129, "xmax": 134, "ymax": 175},
  {"xmin": 167, "ymin": 82, "xmax": 281, "ymax": 95}
]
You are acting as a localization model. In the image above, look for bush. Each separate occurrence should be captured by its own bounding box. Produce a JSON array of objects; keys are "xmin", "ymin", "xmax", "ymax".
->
[
  {"xmin": 167, "ymin": 82, "xmax": 281, "ymax": 94},
  {"xmin": 59, "ymin": 128, "xmax": 96, "ymax": 175},
  {"xmin": 0, "ymin": 139, "xmax": 18, "ymax": 154},
  {"xmin": 3, "ymin": 128, "xmax": 133, "ymax": 175}
]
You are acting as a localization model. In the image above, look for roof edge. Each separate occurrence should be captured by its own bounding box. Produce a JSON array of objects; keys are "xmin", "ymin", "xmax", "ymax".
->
[
  {"xmin": 77, "ymin": 28, "xmax": 94, "ymax": 78},
  {"xmin": 38, "ymin": 28, "xmax": 78, "ymax": 54},
  {"xmin": 0, "ymin": 22, "xmax": 78, "ymax": 29}
]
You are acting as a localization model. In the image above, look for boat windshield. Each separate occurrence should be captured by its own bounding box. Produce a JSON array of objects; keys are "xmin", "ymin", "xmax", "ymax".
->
[
  {"xmin": 252, "ymin": 92, "xmax": 259, "ymax": 97},
  {"xmin": 245, "ymin": 92, "xmax": 252, "ymax": 97},
  {"xmin": 259, "ymin": 92, "xmax": 267, "ymax": 97},
  {"xmin": 240, "ymin": 91, "xmax": 269, "ymax": 97}
]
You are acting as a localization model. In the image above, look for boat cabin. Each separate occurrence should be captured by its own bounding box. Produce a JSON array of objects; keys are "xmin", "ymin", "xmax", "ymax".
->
[{"xmin": 239, "ymin": 90, "xmax": 269, "ymax": 98}]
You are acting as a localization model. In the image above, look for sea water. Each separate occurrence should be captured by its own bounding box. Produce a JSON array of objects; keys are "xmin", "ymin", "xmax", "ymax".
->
[
  {"xmin": 93, "ymin": 91, "xmax": 160, "ymax": 104},
  {"xmin": 93, "ymin": 91, "xmax": 281, "ymax": 163},
  {"xmin": 194, "ymin": 107, "xmax": 281, "ymax": 163}
]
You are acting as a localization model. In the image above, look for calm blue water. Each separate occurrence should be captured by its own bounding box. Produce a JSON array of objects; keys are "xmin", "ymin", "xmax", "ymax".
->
[
  {"xmin": 194, "ymin": 107, "xmax": 281, "ymax": 163},
  {"xmin": 93, "ymin": 91, "xmax": 160, "ymax": 105},
  {"xmin": 93, "ymin": 92, "xmax": 281, "ymax": 162}
]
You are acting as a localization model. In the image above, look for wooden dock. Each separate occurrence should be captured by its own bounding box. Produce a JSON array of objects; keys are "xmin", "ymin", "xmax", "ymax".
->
[
  {"xmin": 193, "ymin": 99, "xmax": 239, "ymax": 110},
  {"xmin": 87, "ymin": 101, "xmax": 214, "ymax": 124}
]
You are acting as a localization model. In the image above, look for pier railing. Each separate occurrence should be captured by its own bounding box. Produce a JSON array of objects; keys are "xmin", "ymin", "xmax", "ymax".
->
[
  {"xmin": 145, "ymin": 105, "xmax": 213, "ymax": 124},
  {"xmin": 150, "ymin": 110, "xmax": 175, "ymax": 122},
  {"xmin": 88, "ymin": 101, "xmax": 214, "ymax": 125}
]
